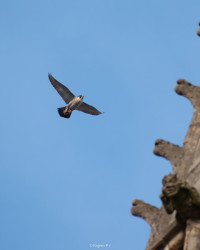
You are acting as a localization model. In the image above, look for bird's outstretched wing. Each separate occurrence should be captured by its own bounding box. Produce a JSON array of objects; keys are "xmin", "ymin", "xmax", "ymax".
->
[
  {"xmin": 77, "ymin": 102, "xmax": 102, "ymax": 115},
  {"xmin": 48, "ymin": 74, "xmax": 75, "ymax": 104}
]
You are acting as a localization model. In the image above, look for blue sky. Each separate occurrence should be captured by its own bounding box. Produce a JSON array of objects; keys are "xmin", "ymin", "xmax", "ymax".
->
[{"xmin": 1, "ymin": 1, "xmax": 200, "ymax": 250}]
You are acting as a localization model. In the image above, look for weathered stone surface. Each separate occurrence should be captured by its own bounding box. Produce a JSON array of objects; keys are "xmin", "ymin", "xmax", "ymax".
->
[
  {"xmin": 131, "ymin": 200, "xmax": 183, "ymax": 250},
  {"xmin": 131, "ymin": 23, "xmax": 200, "ymax": 249},
  {"xmin": 197, "ymin": 21, "xmax": 200, "ymax": 36},
  {"xmin": 154, "ymin": 140, "xmax": 183, "ymax": 172},
  {"xmin": 131, "ymin": 199, "xmax": 160, "ymax": 227},
  {"xmin": 175, "ymin": 80, "xmax": 200, "ymax": 178},
  {"xmin": 161, "ymin": 174, "xmax": 200, "ymax": 220},
  {"xmin": 132, "ymin": 79, "xmax": 200, "ymax": 249},
  {"xmin": 163, "ymin": 230, "xmax": 184, "ymax": 250},
  {"xmin": 184, "ymin": 220, "xmax": 200, "ymax": 250}
]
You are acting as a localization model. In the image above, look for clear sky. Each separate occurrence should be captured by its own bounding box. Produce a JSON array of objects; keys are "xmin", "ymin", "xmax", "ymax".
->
[{"xmin": 1, "ymin": 1, "xmax": 200, "ymax": 250}]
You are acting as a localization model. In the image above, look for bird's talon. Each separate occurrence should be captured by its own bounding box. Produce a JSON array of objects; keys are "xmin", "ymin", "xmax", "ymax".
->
[{"xmin": 64, "ymin": 108, "xmax": 68, "ymax": 114}]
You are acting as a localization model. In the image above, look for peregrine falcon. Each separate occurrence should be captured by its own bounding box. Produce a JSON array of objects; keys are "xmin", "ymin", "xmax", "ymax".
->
[{"xmin": 48, "ymin": 74, "xmax": 103, "ymax": 118}]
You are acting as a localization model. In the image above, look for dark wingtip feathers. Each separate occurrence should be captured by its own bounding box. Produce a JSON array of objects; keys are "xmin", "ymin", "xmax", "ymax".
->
[{"xmin": 48, "ymin": 73, "xmax": 53, "ymax": 81}]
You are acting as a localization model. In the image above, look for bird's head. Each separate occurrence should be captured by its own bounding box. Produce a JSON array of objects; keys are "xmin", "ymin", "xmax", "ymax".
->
[{"xmin": 79, "ymin": 95, "xmax": 84, "ymax": 100}]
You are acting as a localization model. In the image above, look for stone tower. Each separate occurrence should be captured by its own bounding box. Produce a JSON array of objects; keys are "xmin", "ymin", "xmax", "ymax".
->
[{"xmin": 131, "ymin": 22, "xmax": 200, "ymax": 250}]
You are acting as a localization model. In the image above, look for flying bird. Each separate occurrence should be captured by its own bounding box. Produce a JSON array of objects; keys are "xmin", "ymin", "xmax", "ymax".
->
[{"xmin": 48, "ymin": 74, "xmax": 103, "ymax": 118}]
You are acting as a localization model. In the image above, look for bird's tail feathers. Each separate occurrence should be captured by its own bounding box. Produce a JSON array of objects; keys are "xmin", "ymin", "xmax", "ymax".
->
[{"xmin": 57, "ymin": 107, "xmax": 72, "ymax": 118}]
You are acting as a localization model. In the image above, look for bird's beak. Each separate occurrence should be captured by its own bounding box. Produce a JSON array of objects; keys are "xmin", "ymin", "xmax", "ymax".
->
[{"xmin": 82, "ymin": 95, "xmax": 84, "ymax": 99}]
